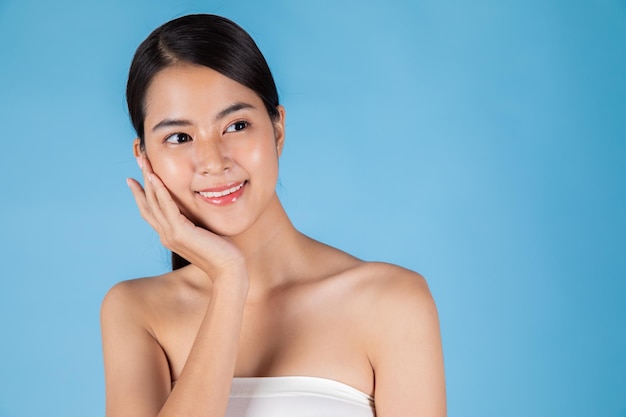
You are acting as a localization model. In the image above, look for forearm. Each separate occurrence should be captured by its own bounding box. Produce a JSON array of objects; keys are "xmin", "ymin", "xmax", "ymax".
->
[{"xmin": 157, "ymin": 281, "xmax": 248, "ymax": 417}]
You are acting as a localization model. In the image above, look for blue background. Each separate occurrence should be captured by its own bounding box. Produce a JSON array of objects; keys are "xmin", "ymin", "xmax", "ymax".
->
[{"xmin": 1, "ymin": 0, "xmax": 624, "ymax": 416}]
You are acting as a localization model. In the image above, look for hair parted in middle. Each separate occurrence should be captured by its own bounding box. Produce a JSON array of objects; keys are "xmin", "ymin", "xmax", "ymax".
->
[
  {"xmin": 125, "ymin": 14, "xmax": 282, "ymax": 270},
  {"xmin": 126, "ymin": 14, "xmax": 280, "ymax": 147}
]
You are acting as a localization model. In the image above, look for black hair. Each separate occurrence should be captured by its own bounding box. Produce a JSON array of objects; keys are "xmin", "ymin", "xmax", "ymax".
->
[{"xmin": 126, "ymin": 14, "xmax": 280, "ymax": 270}]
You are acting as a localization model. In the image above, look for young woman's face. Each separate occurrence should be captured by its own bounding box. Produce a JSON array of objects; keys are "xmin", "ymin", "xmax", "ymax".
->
[{"xmin": 137, "ymin": 64, "xmax": 285, "ymax": 236}]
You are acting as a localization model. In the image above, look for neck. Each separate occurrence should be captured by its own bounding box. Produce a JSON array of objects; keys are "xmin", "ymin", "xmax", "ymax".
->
[{"xmin": 227, "ymin": 195, "xmax": 308, "ymax": 298}]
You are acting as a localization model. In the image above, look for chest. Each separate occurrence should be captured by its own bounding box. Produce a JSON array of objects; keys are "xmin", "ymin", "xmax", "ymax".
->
[{"xmin": 154, "ymin": 289, "xmax": 372, "ymax": 392}]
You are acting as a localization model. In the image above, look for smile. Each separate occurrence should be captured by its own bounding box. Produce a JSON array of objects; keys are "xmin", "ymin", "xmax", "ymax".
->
[{"xmin": 197, "ymin": 181, "xmax": 246, "ymax": 199}]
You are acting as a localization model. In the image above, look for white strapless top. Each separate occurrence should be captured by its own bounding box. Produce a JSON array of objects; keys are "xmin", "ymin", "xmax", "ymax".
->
[{"xmin": 226, "ymin": 376, "xmax": 376, "ymax": 417}]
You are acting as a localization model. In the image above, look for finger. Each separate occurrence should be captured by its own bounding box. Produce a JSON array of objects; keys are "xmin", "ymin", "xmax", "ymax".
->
[
  {"xmin": 147, "ymin": 171, "xmax": 188, "ymax": 226},
  {"xmin": 140, "ymin": 158, "xmax": 185, "ymax": 245},
  {"xmin": 139, "ymin": 156, "xmax": 167, "ymax": 227},
  {"xmin": 142, "ymin": 171, "xmax": 191, "ymax": 252},
  {"xmin": 126, "ymin": 177, "xmax": 159, "ymax": 229},
  {"xmin": 139, "ymin": 156, "xmax": 157, "ymax": 206},
  {"xmin": 137, "ymin": 157, "xmax": 197, "ymax": 252},
  {"xmin": 140, "ymin": 156, "xmax": 182, "ymax": 222}
]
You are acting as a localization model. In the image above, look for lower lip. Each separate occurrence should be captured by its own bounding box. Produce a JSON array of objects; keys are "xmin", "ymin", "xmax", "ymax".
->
[{"xmin": 196, "ymin": 182, "xmax": 246, "ymax": 206}]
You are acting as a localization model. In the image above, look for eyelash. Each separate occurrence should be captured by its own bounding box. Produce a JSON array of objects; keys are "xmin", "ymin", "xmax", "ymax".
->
[
  {"xmin": 164, "ymin": 132, "xmax": 192, "ymax": 144},
  {"xmin": 225, "ymin": 120, "xmax": 249, "ymax": 133},
  {"xmin": 162, "ymin": 121, "xmax": 249, "ymax": 144}
]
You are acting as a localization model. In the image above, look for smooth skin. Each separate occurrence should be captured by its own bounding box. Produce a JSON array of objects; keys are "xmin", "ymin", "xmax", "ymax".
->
[{"xmin": 101, "ymin": 63, "xmax": 446, "ymax": 417}]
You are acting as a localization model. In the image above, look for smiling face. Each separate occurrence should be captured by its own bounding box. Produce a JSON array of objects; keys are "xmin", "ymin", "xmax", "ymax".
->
[{"xmin": 137, "ymin": 63, "xmax": 285, "ymax": 237}]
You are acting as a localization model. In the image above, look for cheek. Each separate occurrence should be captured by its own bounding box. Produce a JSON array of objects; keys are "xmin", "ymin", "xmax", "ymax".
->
[
  {"xmin": 248, "ymin": 128, "xmax": 279, "ymax": 170},
  {"xmin": 149, "ymin": 153, "xmax": 190, "ymax": 193},
  {"xmin": 248, "ymin": 141, "xmax": 279, "ymax": 181}
]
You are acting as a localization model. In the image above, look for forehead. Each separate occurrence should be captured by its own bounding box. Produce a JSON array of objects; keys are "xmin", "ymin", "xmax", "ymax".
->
[{"xmin": 144, "ymin": 64, "xmax": 262, "ymax": 118}]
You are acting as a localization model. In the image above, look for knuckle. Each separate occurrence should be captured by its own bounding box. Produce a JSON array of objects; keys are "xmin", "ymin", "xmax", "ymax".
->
[
  {"xmin": 159, "ymin": 226, "xmax": 184, "ymax": 252},
  {"xmin": 160, "ymin": 236, "xmax": 171, "ymax": 249},
  {"xmin": 169, "ymin": 227, "xmax": 184, "ymax": 245}
]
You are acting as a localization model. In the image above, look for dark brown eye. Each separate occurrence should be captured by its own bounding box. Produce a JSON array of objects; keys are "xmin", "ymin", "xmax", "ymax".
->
[
  {"xmin": 225, "ymin": 121, "xmax": 248, "ymax": 133},
  {"xmin": 164, "ymin": 133, "xmax": 192, "ymax": 144}
]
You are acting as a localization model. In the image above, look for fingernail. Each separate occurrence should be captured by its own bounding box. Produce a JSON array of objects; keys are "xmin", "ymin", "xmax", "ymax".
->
[
  {"xmin": 148, "ymin": 173, "xmax": 154, "ymax": 183},
  {"xmin": 136, "ymin": 156, "xmax": 143, "ymax": 169},
  {"xmin": 126, "ymin": 178, "xmax": 132, "ymax": 188}
]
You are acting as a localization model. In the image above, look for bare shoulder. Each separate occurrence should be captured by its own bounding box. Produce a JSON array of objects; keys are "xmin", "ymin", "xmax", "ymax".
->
[
  {"xmin": 100, "ymin": 269, "xmax": 188, "ymax": 331},
  {"xmin": 345, "ymin": 261, "xmax": 434, "ymax": 311},
  {"xmin": 101, "ymin": 272, "xmax": 189, "ymax": 417},
  {"xmin": 102, "ymin": 274, "xmax": 162, "ymax": 311},
  {"xmin": 348, "ymin": 263, "xmax": 446, "ymax": 416},
  {"xmin": 303, "ymin": 239, "xmax": 435, "ymax": 318},
  {"xmin": 324, "ymin": 260, "xmax": 439, "ymax": 345},
  {"xmin": 343, "ymin": 262, "xmax": 441, "ymax": 363}
]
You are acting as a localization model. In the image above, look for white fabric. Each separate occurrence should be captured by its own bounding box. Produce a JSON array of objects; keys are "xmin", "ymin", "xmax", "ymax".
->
[{"xmin": 225, "ymin": 376, "xmax": 376, "ymax": 417}]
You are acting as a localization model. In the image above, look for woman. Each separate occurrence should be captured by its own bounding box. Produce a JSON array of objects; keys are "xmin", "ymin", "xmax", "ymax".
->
[{"xmin": 101, "ymin": 14, "xmax": 445, "ymax": 417}]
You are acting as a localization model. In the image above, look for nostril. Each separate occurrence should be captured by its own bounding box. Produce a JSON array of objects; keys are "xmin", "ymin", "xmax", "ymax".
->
[{"xmin": 194, "ymin": 140, "xmax": 233, "ymax": 175}]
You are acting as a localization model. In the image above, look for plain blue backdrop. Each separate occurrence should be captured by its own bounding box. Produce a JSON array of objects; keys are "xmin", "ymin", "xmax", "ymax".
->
[{"xmin": 0, "ymin": 0, "xmax": 624, "ymax": 416}]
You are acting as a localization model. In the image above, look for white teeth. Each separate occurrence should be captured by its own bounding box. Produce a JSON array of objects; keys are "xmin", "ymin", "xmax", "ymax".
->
[{"xmin": 199, "ymin": 182, "xmax": 244, "ymax": 198}]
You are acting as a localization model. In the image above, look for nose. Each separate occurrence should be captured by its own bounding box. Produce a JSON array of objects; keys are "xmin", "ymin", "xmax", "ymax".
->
[{"xmin": 193, "ymin": 135, "xmax": 232, "ymax": 175}]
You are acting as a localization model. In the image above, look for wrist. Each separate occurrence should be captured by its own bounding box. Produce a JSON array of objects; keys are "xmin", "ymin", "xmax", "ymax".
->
[{"xmin": 211, "ymin": 267, "xmax": 249, "ymax": 299}]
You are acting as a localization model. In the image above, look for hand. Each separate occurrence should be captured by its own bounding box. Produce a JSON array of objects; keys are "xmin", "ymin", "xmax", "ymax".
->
[{"xmin": 127, "ymin": 156, "xmax": 248, "ymax": 288}]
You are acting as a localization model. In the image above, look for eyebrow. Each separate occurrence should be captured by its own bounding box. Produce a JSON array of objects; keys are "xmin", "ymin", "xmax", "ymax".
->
[
  {"xmin": 214, "ymin": 102, "xmax": 256, "ymax": 121},
  {"xmin": 151, "ymin": 118, "xmax": 193, "ymax": 132},
  {"xmin": 151, "ymin": 102, "xmax": 257, "ymax": 132}
]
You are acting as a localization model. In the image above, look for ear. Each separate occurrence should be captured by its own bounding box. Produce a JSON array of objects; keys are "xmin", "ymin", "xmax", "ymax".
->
[
  {"xmin": 273, "ymin": 105, "xmax": 286, "ymax": 157},
  {"xmin": 133, "ymin": 138, "xmax": 144, "ymax": 158}
]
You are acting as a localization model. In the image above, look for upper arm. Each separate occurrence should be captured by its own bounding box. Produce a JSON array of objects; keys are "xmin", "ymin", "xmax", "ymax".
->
[
  {"xmin": 101, "ymin": 281, "xmax": 172, "ymax": 417},
  {"xmin": 368, "ymin": 271, "xmax": 446, "ymax": 417}
]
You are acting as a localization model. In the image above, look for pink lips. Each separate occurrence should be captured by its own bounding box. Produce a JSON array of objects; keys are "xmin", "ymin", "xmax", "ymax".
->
[{"xmin": 196, "ymin": 181, "xmax": 246, "ymax": 206}]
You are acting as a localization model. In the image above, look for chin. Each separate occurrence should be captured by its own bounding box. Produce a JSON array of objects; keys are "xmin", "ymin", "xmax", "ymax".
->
[{"xmin": 186, "ymin": 213, "xmax": 250, "ymax": 238}]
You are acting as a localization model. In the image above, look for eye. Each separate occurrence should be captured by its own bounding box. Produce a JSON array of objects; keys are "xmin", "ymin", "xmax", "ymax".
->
[
  {"xmin": 225, "ymin": 121, "xmax": 249, "ymax": 133},
  {"xmin": 164, "ymin": 133, "xmax": 192, "ymax": 144}
]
